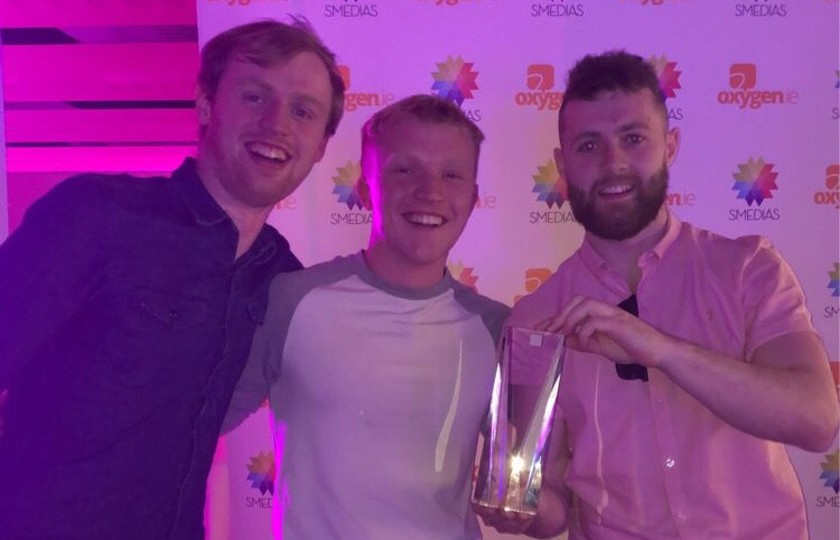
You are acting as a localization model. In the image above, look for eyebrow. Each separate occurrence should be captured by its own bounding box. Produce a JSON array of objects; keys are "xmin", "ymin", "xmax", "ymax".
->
[
  {"xmin": 235, "ymin": 77, "xmax": 328, "ymax": 112},
  {"xmin": 570, "ymin": 121, "xmax": 652, "ymax": 145}
]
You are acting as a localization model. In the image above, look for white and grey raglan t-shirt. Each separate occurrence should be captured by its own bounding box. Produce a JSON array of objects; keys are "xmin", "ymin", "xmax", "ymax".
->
[{"xmin": 225, "ymin": 252, "xmax": 510, "ymax": 540}]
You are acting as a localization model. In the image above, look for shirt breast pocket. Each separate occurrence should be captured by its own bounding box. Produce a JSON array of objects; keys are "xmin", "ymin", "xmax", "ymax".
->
[
  {"xmin": 137, "ymin": 287, "xmax": 210, "ymax": 329},
  {"xmin": 105, "ymin": 287, "xmax": 212, "ymax": 387}
]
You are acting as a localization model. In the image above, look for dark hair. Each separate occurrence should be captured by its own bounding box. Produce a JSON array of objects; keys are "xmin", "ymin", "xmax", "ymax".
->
[
  {"xmin": 361, "ymin": 94, "xmax": 484, "ymax": 172},
  {"xmin": 198, "ymin": 18, "xmax": 345, "ymax": 136},
  {"xmin": 559, "ymin": 50, "xmax": 667, "ymax": 134}
]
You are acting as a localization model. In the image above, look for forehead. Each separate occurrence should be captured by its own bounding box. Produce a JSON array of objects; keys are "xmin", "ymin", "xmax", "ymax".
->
[
  {"xmin": 561, "ymin": 88, "xmax": 665, "ymax": 139},
  {"xmin": 220, "ymin": 52, "xmax": 331, "ymax": 95},
  {"xmin": 375, "ymin": 116, "xmax": 476, "ymax": 155}
]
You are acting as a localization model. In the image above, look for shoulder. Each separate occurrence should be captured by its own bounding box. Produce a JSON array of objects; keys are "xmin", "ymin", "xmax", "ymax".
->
[
  {"xmin": 677, "ymin": 223, "xmax": 786, "ymax": 279},
  {"xmin": 267, "ymin": 253, "xmax": 358, "ymax": 300},
  {"xmin": 450, "ymin": 282, "xmax": 511, "ymax": 342}
]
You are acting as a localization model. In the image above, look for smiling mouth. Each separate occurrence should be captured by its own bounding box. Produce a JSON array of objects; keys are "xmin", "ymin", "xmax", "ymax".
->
[
  {"xmin": 598, "ymin": 183, "xmax": 635, "ymax": 198},
  {"xmin": 245, "ymin": 142, "xmax": 290, "ymax": 164},
  {"xmin": 404, "ymin": 212, "xmax": 446, "ymax": 227}
]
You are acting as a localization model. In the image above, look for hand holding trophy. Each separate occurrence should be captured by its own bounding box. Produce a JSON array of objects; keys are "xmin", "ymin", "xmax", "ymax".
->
[{"xmin": 472, "ymin": 327, "xmax": 566, "ymax": 532}]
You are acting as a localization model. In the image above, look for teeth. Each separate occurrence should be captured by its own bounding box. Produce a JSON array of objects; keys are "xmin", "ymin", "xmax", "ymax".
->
[
  {"xmin": 405, "ymin": 213, "xmax": 444, "ymax": 226},
  {"xmin": 600, "ymin": 184, "xmax": 632, "ymax": 195},
  {"xmin": 247, "ymin": 142, "xmax": 289, "ymax": 162}
]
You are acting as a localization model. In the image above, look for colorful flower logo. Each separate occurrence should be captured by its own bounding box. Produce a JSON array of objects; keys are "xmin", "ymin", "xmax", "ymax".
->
[
  {"xmin": 331, "ymin": 160, "xmax": 365, "ymax": 210},
  {"xmin": 731, "ymin": 157, "xmax": 778, "ymax": 206},
  {"xmin": 431, "ymin": 55, "xmax": 479, "ymax": 106},
  {"xmin": 246, "ymin": 451, "xmax": 276, "ymax": 495},
  {"xmin": 819, "ymin": 450, "xmax": 839, "ymax": 494},
  {"xmin": 648, "ymin": 55, "xmax": 682, "ymax": 98},
  {"xmin": 532, "ymin": 159, "xmax": 567, "ymax": 208}
]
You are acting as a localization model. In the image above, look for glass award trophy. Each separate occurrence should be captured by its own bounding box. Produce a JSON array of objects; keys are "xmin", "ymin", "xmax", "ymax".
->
[{"xmin": 472, "ymin": 326, "xmax": 565, "ymax": 517}]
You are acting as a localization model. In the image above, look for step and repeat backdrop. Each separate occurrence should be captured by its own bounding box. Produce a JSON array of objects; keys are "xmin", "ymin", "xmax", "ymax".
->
[
  {"xmin": 0, "ymin": 1, "xmax": 837, "ymax": 539},
  {"xmin": 196, "ymin": 1, "xmax": 839, "ymax": 539}
]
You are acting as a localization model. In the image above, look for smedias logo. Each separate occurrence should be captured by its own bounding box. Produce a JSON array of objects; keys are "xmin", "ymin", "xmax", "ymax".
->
[
  {"xmin": 732, "ymin": 157, "xmax": 777, "ymax": 206},
  {"xmin": 825, "ymin": 264, "xmax": 839, "ymax": 319},
  {"xmin": 338, "ymin": 65, "xmax": 395, "ymax": 112},
  {"xmin": 814, "ymin": 164, "xmax": 839, "ymax": 209},
  {"xmin": 246, "ymin": 451, "xmax": 276, "ymax": 495},
  {"xmin": 514, "ymin": 64, "xmax": 563, "ymax": 111},
  {"xmin": 448, "ymin": 261, "xmax": 478, "ymax": 291},
  {"xmin": 816, "ymin": 449, "xmax": 839, "ymax": 509},
  {"xmin": 431, "ymin": 56, "xmax": 479, "ymax": 107},
  {"xmin": 324, "ymin": 0, "xmax": 379, "ymax": 17},
  {"xmin": 718, "ymin": 64, "xmax": 799, "ymax": 109},
  {"xmin": 819, "ymin": 450, "xmax": 839, "ymax": 494},
  {"xmin": 734, "ymin": 1, "xmax": 787, "ymax": 17},
  {"xmin": 530, "ymin": 0, "xmax": 585, "ymax": 17},
  {"xmin": 649, "ymin": 55, "xmax": 681, "ymax": 98},
  {"xmin": 728, "ymin": 157, "xmax": 780, "ymax": 221},
  {"xmin": 530, "ymin": 159, "xmax": 576, "ymax": 224},
  {"xmin": 330, "ymin": 160, "xmax": 371, "ymax": 225},
  {"xmin": 648, "ymin": 54, "xmax": 684, "ymax": 120}
]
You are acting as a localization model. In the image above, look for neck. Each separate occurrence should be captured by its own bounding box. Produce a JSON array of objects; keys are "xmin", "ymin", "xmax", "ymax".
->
[
  {"xmin": 585, "ymin": 206, "xmax": 669, "ymax": 292},
  {"xmin": 195, "ymin": 153, "xmax": 272, "ymax": 258},
  {"xmin": 362, "ymin": 246, "xmax": 446, "ymax": 290}
]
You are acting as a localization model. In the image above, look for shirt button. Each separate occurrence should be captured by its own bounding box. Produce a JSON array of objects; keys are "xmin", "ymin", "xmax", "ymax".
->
[
  {"xmin": 654, "ymin": 399, "xmax": 665, "ymax": 409},
  {"xmin": 665, "ymin": 457, "xmax": 676, "ymax": 468},
  {"xmin": 168, "ymin": 310, "xmax": 180, "ymax": 321},
  {"xmin": 676, "ymin": 510, "xmax": 688, "ymax": 522}
]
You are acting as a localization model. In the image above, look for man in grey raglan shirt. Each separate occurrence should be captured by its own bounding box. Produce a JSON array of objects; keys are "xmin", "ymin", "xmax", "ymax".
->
[{"xmin": 223, "ymin": 94, "xmax": 509, "ymax": 539}]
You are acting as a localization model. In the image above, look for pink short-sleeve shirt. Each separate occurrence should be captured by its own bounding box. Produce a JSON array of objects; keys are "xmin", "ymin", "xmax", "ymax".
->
[{"xmin": 509, "ymin": 211, "xmax": 818, "ymax": 540}]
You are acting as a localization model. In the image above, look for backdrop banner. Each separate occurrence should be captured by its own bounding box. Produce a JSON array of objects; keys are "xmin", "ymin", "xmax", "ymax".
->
[{"xmin": 194, "ymin": 2, "xmax": 839, "ymax": 539}]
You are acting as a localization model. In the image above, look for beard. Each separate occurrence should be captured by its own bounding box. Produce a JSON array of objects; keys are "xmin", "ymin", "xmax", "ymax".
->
[{"xmin": 568, "ymin": 163, "xmax": 669, "ymax": 241}]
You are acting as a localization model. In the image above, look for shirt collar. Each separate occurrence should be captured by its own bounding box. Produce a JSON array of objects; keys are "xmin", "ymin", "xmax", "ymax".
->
[
  {"xmin": 172, "ymin": 157, "xmax": 281, "ymax": 263},
  {"xmin": 578, "ymin": 207, "xmax": 682, "ymax": 281},
  {"xmin": 171, "ymin": 157, "xmax": 228, "ymax": 226}
]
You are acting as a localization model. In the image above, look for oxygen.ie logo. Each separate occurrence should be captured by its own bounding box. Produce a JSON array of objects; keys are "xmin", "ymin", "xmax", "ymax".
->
[
  {"xmin": 717, "ymin": 64, "xmax": 799, "ymax": 109},
  {"xmin": 514, "ymin": 64, "xmax": 563, "ymax": 111}
]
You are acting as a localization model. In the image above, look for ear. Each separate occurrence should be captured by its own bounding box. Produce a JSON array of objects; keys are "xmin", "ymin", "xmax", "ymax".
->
[
  {"xmin": 196, "ymin": 86, "xmax": 211, "ymax": 126},
  {"xmin": 665, "ymin": 127, "xmax": 681, "ymax": 167}
]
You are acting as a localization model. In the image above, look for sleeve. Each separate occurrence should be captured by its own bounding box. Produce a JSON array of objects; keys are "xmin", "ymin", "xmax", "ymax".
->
[
  {"xmin": 740, "ymin": 236, "xmax": 818, "ymax": 360},
  {"xmin": 221, "ymin": 277, "xmax": 286, "ymax": 432},
  {"xmin": 0, "ymin": 176, "xmax": 108, "ymax": 388}
]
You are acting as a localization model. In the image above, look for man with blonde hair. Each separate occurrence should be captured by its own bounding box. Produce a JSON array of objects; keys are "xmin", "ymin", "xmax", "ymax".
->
[{"xmin": 224, "ymin": 94, "xmax": 509, "ymax": 540}]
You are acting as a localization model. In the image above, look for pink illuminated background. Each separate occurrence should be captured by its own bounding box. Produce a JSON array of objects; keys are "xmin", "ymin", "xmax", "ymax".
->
[{"xmin": 0, "ymin": 0, "xmax": 199, "ymax": 234}]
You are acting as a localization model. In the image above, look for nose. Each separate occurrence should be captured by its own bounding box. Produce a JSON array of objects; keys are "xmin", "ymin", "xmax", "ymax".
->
[
  {"xmin": 258, "ymin": 102, "xmax": 291, "ymax": 135},
  {"xmin": 414, "ymin": 170, "xmax": 445, "ymax": 202},
  {"xmin": 602, "ymin": 142, "xmax": 629, "ymax": 173}
]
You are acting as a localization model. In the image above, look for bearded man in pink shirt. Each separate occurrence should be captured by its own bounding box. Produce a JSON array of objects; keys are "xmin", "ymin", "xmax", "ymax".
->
[{"xmin": 480, "ymin": 51, "xmax": 839, "ymax": 539}]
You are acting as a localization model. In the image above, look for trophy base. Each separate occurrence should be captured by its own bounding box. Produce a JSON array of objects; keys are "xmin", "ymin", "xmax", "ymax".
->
[{"xmin": 472, "ymin": 499, "xmax": 537, "ymax": 519}]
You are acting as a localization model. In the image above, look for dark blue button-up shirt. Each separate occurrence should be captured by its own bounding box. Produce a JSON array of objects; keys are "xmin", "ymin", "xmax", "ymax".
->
[{"xmin": 0, "ymin": 159, "xmax": 302, "ymax": 539}]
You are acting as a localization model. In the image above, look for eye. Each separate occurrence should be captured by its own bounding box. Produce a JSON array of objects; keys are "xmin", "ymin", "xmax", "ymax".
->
[
  {"xmin": 293, "ymin": 106, "xmax": 314, "ymax": 121},
  {"xmin": 625, "ymin": 133, "xmax": 646, "ymax": 146},
  {"xmin": 242, "ymin": 93, "xmax": 264, "ymax": 105},
  {"xmin": 576, "ymin": 140, "xmax": 596, "ymax": 154},
  {"xmin": 443, "ymin": 171, "xmax": 465, "ymax": 181}
]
